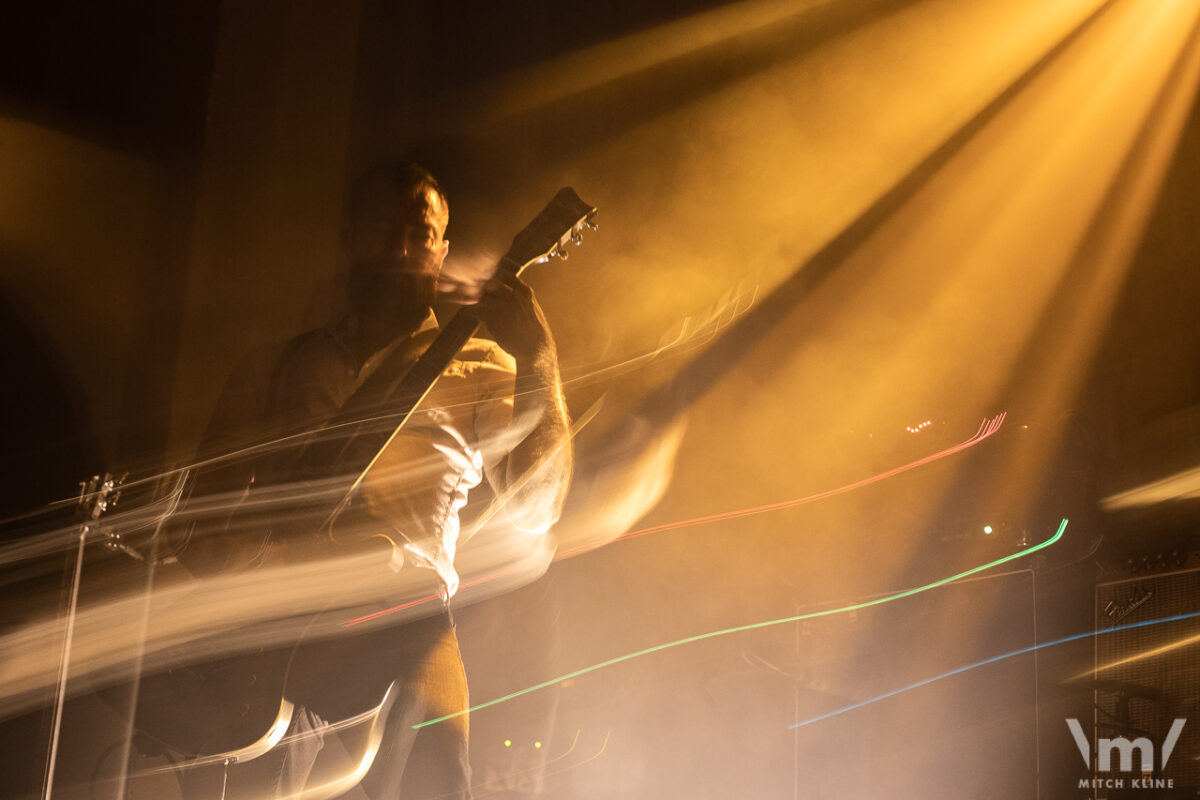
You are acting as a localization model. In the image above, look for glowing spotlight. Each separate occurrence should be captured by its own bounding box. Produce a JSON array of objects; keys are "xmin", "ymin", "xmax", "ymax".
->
[{"xmin": 983, "ymin": 525, "xmax": 993, "ymax": 534}]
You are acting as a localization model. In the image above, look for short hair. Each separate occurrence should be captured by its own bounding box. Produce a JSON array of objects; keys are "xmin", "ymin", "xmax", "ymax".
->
[{"xmin": 347, "ymin": 160, "xmax": 449, "ymax": 232}]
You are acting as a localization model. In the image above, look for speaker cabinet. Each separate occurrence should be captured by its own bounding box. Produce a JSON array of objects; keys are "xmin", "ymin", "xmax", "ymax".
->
[{"xmin": 1091, "ymin": 568, "xmax": 1200, "ymax": 794}]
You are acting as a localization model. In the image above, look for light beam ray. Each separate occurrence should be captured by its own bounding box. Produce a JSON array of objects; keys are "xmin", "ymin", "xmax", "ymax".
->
[{"xmin": 1079, "ymin": 628, "xmax": 1200, "ymax": 678}]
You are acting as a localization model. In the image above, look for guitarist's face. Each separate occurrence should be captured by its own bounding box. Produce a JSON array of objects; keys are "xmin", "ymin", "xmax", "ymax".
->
[{"xmin": 349, "ymin": 186, "xmax": 450, "ymax": 326}]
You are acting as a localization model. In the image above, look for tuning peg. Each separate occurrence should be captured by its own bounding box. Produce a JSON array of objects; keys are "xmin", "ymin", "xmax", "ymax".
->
[
  {"xmin": 557, "ymin": 245, "xmax": 569, "ymax": 261},
  {"xmin": 570, "ymin": 231, "xmax": 583, "ymax": 245},
  {"xmin": 584, "ymin": 217, "xmax": 598, "ymax": 231}
]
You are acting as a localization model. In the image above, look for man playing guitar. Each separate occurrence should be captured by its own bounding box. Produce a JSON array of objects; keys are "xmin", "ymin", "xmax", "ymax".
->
[{"xmin": 192, "ymin": 162, "xmax": 574, "ymax": 798}]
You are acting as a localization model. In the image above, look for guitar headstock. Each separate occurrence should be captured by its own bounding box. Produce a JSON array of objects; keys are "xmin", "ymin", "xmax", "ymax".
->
[{"xmin": 500, "ymin": 188, "xmax": 597, "ymax": 275}]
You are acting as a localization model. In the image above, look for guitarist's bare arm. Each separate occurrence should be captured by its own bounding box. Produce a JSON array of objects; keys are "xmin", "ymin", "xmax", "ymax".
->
[{"xmin": 477, "ymin": 272, "xmax": 573, "ymax": 531}]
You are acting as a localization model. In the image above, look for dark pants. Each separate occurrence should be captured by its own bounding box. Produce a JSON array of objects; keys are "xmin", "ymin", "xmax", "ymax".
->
[{"xmin": 277, "ymin": 610, "xmax": 473, "ymax": 799}]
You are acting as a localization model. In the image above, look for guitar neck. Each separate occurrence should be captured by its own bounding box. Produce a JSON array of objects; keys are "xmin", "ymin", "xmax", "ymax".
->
[{"xmin": 375, "ymin": 306, "xmax": 483, "ymax": 423}]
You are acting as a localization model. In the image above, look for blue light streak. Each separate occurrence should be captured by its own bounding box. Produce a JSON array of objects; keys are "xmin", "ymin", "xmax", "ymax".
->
[{"xmin": 789, "ymin": 609, "xmax": 1200, "ymax": 729}]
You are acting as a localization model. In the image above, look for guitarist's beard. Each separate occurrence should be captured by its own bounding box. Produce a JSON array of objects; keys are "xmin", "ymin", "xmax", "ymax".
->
[{"xmin": 352, "ymin": 265, "xmax": 437, "ymax": 334}]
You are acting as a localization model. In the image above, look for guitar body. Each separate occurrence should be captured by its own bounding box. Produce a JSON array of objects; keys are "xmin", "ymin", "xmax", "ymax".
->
[{"xmin": 131, "ymin": 647, "xmax": 286, "ymax": 757}]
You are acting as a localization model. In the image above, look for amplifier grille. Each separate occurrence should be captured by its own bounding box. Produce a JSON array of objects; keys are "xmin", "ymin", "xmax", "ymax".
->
[{"xmin": 1093, "ymin": 568, "xmax": 1200, "ymax": 791}]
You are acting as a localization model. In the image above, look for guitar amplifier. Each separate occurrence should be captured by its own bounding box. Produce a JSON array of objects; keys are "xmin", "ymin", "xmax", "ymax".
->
[{"xmin": 1091, "ymin": 567, "xmax": 1200, "ymax": 794}]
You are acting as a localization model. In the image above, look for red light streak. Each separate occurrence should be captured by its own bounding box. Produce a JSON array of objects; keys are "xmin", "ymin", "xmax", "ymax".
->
[
  {"xmin": 558, "ymin": 413, "xmax": 1005, "ymax": 557},
  {"xmin": 341, "ymin": 413, "xmax": 1005, "ymax": 627}
]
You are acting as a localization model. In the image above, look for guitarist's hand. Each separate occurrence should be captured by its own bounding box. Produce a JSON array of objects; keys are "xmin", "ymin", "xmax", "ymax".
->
[{"xmin": 474, "ymin": 271, "xmax": 556, "ymax": 364}]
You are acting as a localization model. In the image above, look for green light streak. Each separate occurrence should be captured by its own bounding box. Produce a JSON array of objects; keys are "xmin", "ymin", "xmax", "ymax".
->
[{"xmin": 414, "ymin": 519, "xmax": 1068, "ymax": 730}]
